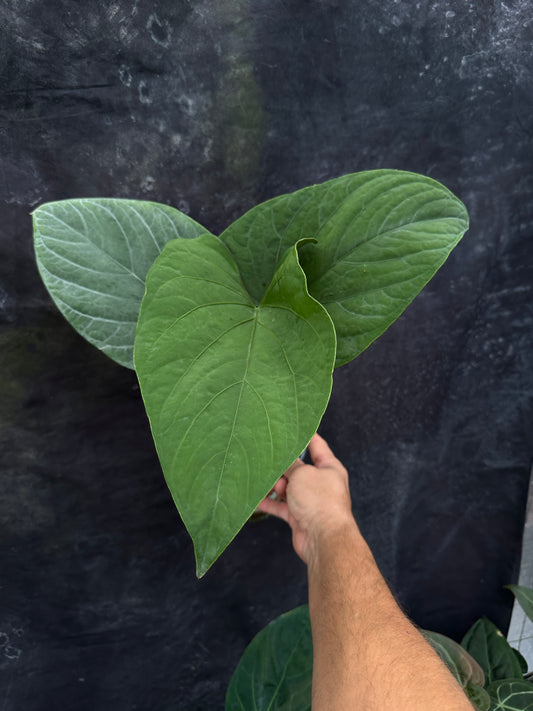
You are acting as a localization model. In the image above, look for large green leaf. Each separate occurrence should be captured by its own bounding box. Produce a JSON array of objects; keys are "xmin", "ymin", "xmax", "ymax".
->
[
  {"xmin": 462, "ymin": 618, "xmax": 524, "ymax": 684},
  {"xmin": 507, "ymin": 586, "xmax": 533, "ymax": 625},
  {"xmin": 225, "ymin": 605, "xmax": 313, "ymax": 711},
  {"xmin": 134, "ymin": 234, "xmax": 336, "ymax": 576},
  {"xmin": 33, "ymin": 199, "xmax": 209, "ymax": 368},
  {"xmin": 220, "ymin": 170, "xmax": 468, "ymax": 366},
  {"xmin": 486, "ymin": 679, "xmax": 533, "ymax": 710}
]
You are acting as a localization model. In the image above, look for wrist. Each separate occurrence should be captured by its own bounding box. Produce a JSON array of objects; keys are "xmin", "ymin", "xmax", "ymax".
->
[{"xmin": 306, "ymin": 516, "xmax": 363, "ymax": 572}]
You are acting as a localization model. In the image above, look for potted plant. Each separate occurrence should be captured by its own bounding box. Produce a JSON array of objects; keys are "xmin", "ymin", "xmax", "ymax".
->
[
  {"xmin": 33, "ymin": 169, "xmax": 468, "ymax": 576},
  {"xmin": 225, "ymin": 584, "xmax": 533, "ymax": 711}
]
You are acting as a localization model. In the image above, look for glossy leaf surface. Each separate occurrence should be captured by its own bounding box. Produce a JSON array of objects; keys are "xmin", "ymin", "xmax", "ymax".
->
[
  {"xmin": 220, "ymin": 170, "xmax": 469, "ymax": 365},
  {"xmin": 134, "ymin": 235, "xmax": 336, "ymax": 576},
  {"xmin": 507, "ymin": 586, "xmax": 533, "ymax": 625},
  {"xmin": 462, "ymin": 618, "xmax": 524, "ymax": 684},
  {"xmin": 33, "ymin": 199, "xmax": 209, "ymax": 368},
  {"xmin": 487, "ymin": 679, "xmax": 533, "ymax": 710},
  {"xmin": 225, "ymin": 605, "xmax": 312, "ymax": 711}
]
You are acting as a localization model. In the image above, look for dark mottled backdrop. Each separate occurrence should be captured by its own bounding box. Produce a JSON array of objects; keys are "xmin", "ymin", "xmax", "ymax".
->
[{"xmin": 1, "ymin": 1, "xmax": 532, "ymax": 709}]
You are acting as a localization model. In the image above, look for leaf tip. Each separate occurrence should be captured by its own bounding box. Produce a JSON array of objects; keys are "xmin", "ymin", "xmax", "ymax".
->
[{"xmin": 195, "ymin": 557, "xmax": 212, "ymax": 579}]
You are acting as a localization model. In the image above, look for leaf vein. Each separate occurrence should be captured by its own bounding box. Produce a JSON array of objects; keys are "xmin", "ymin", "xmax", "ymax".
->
[
  {"xmin": 205, "ymin": 311, "xmax": 259, "ymax": 546},
  {"xmin": 157, "ymin": 317, "xmax": 257, "ymax": 429},
  {"xmin": 52, "ymin": 295, "xmax": 137, "ymax": 325},
  {"xmin": 40, "ymin": 209, "xmax": 145, "ymax": 284}
]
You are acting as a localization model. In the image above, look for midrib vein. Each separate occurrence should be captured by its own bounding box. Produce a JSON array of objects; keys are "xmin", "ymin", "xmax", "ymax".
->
[{"xmin": 207, "ymin": 309, "xmax": 259, "ymax": 541}]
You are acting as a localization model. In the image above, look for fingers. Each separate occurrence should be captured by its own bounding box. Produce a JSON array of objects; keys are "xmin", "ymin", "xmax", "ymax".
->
[
  {"xmin": 257, "ymin": 497, "xmax": 289, "ymax": 522},
  {"xmin": 308, "ymin": 432, "xmax": 338, "ymax": 468},
  {"xmin": 273, "ymin": 476, "xmax": 288, "ymax": 498},
  {"xmin": 283, "ymin": 457, "xmax": 306, "ymax": 481},
  {"xmin": 257, "ymin": 453, "xmax": 305, "ymax": 521}
]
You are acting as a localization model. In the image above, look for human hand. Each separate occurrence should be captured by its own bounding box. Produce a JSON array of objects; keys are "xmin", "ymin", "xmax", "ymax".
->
[{"xmin": 257, "ymin": 433, "xmax": 355, "ymax": 565}]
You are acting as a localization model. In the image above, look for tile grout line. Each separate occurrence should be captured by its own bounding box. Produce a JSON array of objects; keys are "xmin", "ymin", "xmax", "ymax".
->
[{"xmin": 507, "ymin": 464, "xmax": 533, "ymax": 665}]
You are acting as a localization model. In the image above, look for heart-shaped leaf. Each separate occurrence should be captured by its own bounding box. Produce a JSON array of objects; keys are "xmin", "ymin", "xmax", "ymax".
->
[
  {"xmin": 221, "ymin": 170, "xmax": 468, "ymax": 366},
  {"xmin": 134, "ymin": 234, "xmax": 336, "ymax": 576},
  {"xmin": 486, "ymin": 679, "xmax": 533, "ymax": 710},
  {"xmin": 225, "ymin": 605, "xmax": 312, "ymax": 711},
  {"xmin": 462, "ymin": 618, "xmax": 524, "ymax": 684},
  {"xmin": 33, "ymin": 199, "xmax": 209, "ymax": 368},
  {"xmin": 507, "ymin": 586, "xmax": 533, "ymax": 625}
]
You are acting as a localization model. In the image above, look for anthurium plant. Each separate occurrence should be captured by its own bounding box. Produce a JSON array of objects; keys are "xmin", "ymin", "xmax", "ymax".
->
[
  {"xmin": 225, "ymin": 585, "xmax": 533, "ymax": 711},
  {"xmin": 33, "ymin": 170, "xmax": 468, "ymax": 576}
]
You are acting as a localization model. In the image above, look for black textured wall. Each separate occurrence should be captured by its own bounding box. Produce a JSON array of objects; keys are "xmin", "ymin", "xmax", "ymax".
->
[{"xmin": 1, "ymin": 1, "xmax": 532, "ymax": 709}]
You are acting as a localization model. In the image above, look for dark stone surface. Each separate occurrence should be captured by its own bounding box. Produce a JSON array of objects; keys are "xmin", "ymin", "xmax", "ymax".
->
[{"xmin": 1, "ymin": 0, "xmax": 532, "ymax": 708}]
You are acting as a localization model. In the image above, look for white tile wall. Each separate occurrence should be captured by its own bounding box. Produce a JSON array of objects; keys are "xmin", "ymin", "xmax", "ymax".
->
[{"xmin": 507, "ymin": 466, "xmax": 533, "ymax": 669}]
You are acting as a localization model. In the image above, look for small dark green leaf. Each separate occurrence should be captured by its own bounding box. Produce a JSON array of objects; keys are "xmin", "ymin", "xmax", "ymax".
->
[
  {"xmin": 486, "ymin": 679, "xmax": 533, "ymax": 710},
  {"xmin": 134, "ymin": 235, "xmax": 336, "ymax": 576},
  {"xmin": 225, "ymin": 606, "xmax": 312, "ymax": 711},
  {"xmin": 220, "ymin": 170, "xmax": 468, "ymax": 366},
  {"xmin": 507, "ymin": 586, "xmax": 533, "ymax": 626},
  {"xmin": 33, "ymin": 199, "xmax": 209, "ymax": 368},
  {"xmin": 462, "ymin": 618, "xmax": 524, "ymax": 684}
]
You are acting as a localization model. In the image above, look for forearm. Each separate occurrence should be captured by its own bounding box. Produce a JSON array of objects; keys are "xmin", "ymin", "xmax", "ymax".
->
[{"xmin": 307, "ymin": 522, "xmax": 473, "ymax": 711}]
